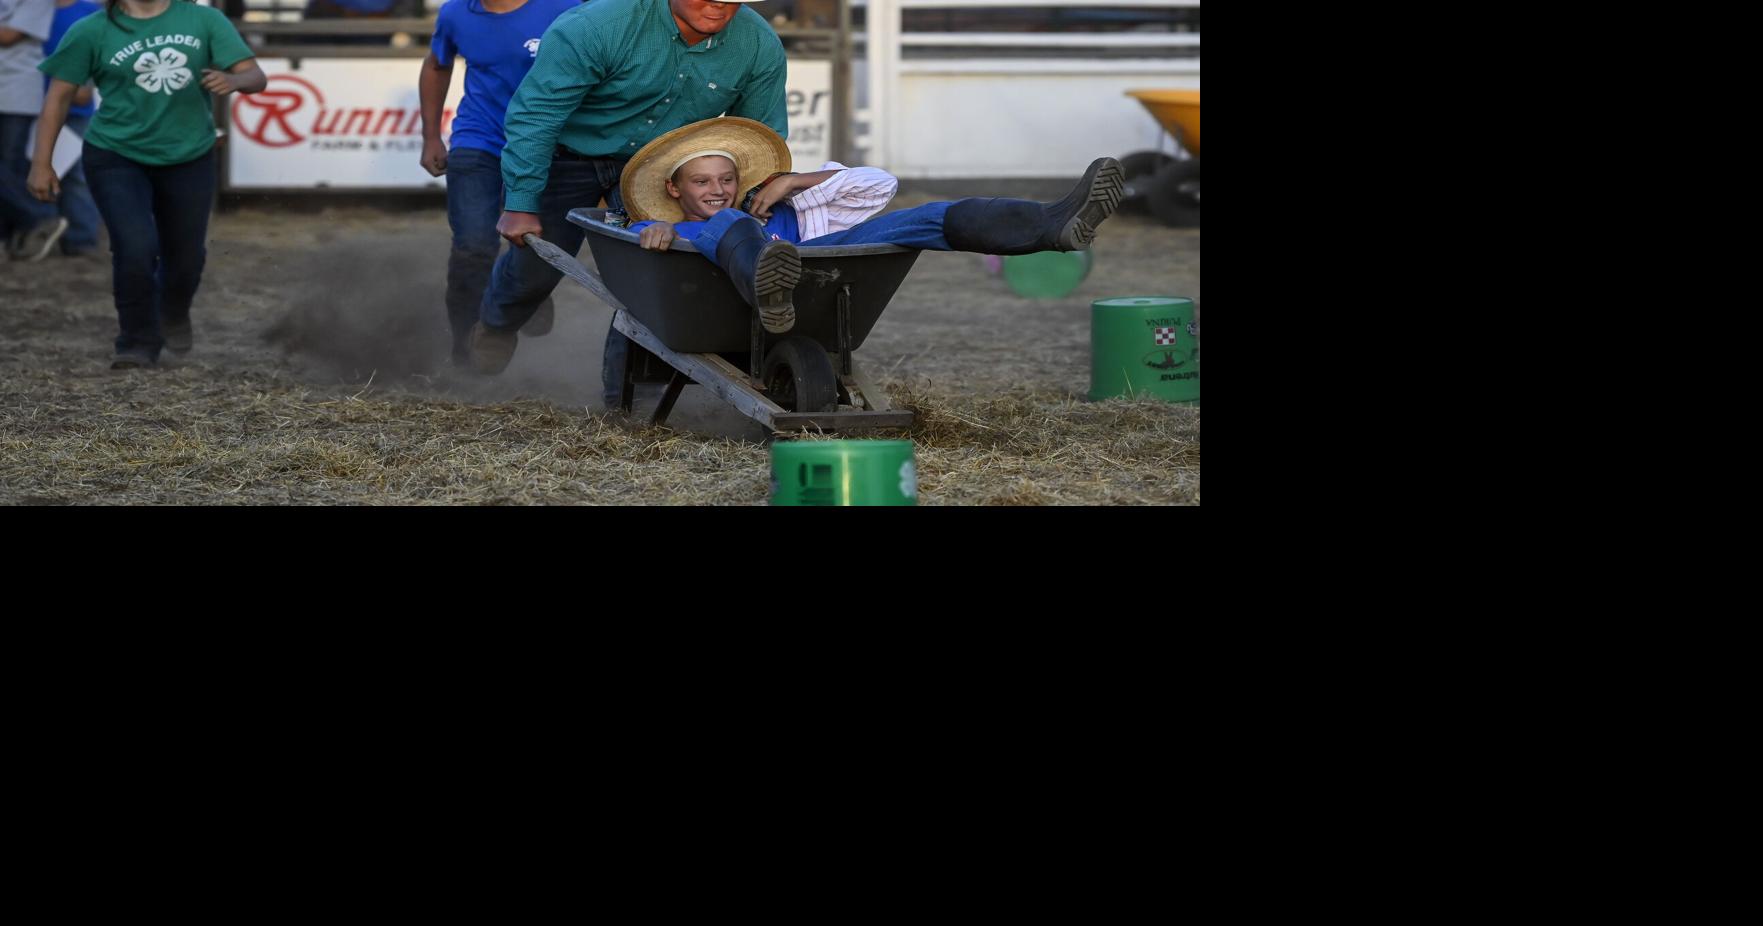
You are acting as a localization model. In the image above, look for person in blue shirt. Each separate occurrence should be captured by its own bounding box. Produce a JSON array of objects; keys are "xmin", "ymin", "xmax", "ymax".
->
[
  {"xmin": 41, "ymin": 0, "xmax": 99, "ymax": 256},
  {"xmin": 419, "ymin": 0, "xmax": 577, "ymax": 366}
]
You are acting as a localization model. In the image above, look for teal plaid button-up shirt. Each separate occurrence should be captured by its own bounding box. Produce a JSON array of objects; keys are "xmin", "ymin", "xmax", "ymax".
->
[{"xmin": 499, "ymin": 0, "xmax": 788, "ymax": 213}]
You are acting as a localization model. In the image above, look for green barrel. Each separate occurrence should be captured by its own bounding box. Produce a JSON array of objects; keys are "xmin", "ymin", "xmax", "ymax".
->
[
  {"xmin": 1003, "ymin": 250, "xmax": 1093, "ymax": 299},
  {"xmin": 1090, "ymin": 296, "xmax": 1200, "ymax": 402},
  {"xmin": 771, "ymin": 440, "xmax": 918, "ymax": 506}
]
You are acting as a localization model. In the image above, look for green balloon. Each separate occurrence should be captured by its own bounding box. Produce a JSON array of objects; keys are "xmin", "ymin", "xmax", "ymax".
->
[{"xmin": 1002, "ymin": 250, "xmax": 1094, "ymax": 299}]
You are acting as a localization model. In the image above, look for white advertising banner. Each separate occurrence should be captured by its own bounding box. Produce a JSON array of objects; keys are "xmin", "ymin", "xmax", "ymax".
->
[
  {"xmin": 227, "ymin": 58, "xmax": 463, "ymax": 189},
  {"xmin": 228, "ymin": 57, "xmax": 834, "ymax": 189},
  {"xmin": 785, "ymin": 59, "xmax": 832, "ymax": 168}
]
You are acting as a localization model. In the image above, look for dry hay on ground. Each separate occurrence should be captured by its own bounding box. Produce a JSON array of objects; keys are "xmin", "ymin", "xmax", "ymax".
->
[{"xmin": 1, "ymin": 198, "xmax": 1198, "ymax": 505}]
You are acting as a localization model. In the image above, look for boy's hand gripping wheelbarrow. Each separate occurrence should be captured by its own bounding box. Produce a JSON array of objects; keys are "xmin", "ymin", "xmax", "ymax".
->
[{"xmin": 522, "ymin": 207, "xmax": 920, "ymax": 433}]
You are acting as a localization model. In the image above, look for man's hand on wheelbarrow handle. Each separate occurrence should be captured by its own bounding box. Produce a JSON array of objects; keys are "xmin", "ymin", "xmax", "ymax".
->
[{"xmin": 498, "ymin": 210, "xmax": 542, "ymax": 247}]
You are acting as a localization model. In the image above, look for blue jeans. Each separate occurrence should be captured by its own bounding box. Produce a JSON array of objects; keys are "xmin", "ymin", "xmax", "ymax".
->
[
  {"xmin": 445, "ymin": 146, "xmax": 504, "ymax": 359},
  {"xmin": 81, "ymin": 143, "xmax": 216, "ymax": 359},
  {"xmin": 57, "ymin": 115, "xmax": 101, "ymax": 252},
  {"xmin": 686, "ymin": 202, "xmax": 956, "ymax": 255},
  {"xmin": 0, "ymin": 113, "xmax": 58, "ymax": 231},
  {"xmin": 478, "ymin": 153, "xmax": 626, "ymax": 404}
]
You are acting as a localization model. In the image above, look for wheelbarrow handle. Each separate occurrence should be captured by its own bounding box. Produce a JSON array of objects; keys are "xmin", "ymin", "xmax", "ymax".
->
[{"xmin": 522, "ymin": 232, "xmax": 632, "ymax": 316}]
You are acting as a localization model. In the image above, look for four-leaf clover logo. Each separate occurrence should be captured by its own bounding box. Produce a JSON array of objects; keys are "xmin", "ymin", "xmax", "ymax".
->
[{"xmin": 134, "ymin": 49, "xmax": 193, "ymax": 95}]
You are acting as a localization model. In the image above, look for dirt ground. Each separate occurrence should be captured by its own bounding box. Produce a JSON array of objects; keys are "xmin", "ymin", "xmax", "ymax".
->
[{"xmin": 0, "ymin": 191, "xmax": 1199, "ymax": 505}]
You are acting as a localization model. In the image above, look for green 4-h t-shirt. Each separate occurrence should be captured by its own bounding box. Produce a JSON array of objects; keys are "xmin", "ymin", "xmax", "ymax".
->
[{"xmin": 39, "ymin": 1, "xmax": 252, "ymax": 165}]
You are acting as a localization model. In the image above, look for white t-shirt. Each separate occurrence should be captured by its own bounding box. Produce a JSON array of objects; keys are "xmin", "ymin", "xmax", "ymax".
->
[{"xmin": 0, "ymin": 0, "xmax": 54, "ymax": 115}]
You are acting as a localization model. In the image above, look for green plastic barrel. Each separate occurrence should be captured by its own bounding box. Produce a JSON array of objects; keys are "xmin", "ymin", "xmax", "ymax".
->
[
  {"xmin": 771, "ymin": 440, "xmax": 918, "ymax": 506},
  {"xmin": 1002, "ymin": 250, "xmax": 1093, "ymax": 299},
  {"xmin": 1090, "ymin": 296, "xmax": 1199, "ymax": 402}
]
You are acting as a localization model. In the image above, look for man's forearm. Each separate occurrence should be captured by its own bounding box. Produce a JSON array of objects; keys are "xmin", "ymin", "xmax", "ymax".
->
[
  {"xmin": 498, "ymin": 31, "xmax": 595, "ymax": 213},
  {"xmin": 418, "ymin": 55, "xmax": 451, "ymax": 141},
  {"xmin": 499, "ymin": 97, "xmax": 575, "ymax": 213}
]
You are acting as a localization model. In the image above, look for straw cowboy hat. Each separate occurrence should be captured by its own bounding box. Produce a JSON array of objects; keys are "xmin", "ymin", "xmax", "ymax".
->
[{"xmin": 621, "ymin": 116, "xmax": 792, "ymax": 223}]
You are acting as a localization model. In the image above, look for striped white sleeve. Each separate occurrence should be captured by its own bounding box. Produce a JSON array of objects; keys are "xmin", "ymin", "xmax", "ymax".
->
[{"xmin": 790, "ymin": 161, "xmax": 900, "ymax": 241}]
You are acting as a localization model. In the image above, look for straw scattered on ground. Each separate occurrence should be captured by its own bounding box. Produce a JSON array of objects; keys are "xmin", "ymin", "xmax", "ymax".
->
[{"xmin": 2, "ymin": 194, "xmax": 1198, "ymax": 505}]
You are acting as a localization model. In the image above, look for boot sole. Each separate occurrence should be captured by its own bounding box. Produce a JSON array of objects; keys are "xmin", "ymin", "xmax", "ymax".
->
[
  {"xmin": 1055, "ymin": 158, "xmax": 1125, "ymax": 250},
  {"xmin": 754, "ymin": 241, "xmax": 801, "ymax": 334}
]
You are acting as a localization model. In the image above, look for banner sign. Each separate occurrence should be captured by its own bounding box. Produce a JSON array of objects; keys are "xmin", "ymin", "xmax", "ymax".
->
[{"xmin": 228, "ymin": 56, "xmax": 833, "ymax": 190}]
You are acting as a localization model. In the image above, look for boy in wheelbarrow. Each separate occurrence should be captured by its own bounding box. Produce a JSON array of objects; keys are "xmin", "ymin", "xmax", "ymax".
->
[{"xmin": 623, "ymin": 117, "xmax": 1124, "ymax": 334}]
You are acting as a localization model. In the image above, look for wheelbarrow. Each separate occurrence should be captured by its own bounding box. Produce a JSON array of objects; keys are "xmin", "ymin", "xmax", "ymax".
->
[
  {"xmin": 1121, "ymin": 89, "xmax": 1200, "ymax": 228},
  {"xmin": 521, "ymin": 207, "xmax": 919, "ymax": 433}
]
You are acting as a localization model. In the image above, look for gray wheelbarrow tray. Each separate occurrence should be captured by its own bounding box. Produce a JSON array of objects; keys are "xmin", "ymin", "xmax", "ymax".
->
[{"xmin": 524, "ymin": 207, "xmax": 920, "ymax": 432}]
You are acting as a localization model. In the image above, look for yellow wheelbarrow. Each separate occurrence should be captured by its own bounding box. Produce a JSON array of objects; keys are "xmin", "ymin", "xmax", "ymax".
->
[{"xmin": 1123, "ymin": 89, "xmax": 1200, "ymax": 228}]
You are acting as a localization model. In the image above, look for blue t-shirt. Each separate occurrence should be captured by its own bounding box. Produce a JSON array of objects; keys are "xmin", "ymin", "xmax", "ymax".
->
[
  {"xmin": 632, "ymin": 205, "xmax": 804, "ymax": 244},
  {"xmin": 431, "ymin": 0, "xmax": 578, "ymax": 157},
  {"xmin": 45, "ymin": 0, "xmax": 100, "ymax": 118}
]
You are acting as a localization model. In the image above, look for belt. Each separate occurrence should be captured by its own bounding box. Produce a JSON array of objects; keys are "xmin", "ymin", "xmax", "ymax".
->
[{"xmin": 555, "ymin": 145, "xmax": 618, "ymax": 162}]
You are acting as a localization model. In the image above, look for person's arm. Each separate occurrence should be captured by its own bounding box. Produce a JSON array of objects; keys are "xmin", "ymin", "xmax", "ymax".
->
[
  {"xmin": 726, "ymin": 35, "xmax": 788, "ymax": 140},
  {"xmin": 789, "ymin": 165, "xmax": 896, "ymax": 213},
  {"xmin": 418, "ymin": 52, "xmax": 453, "ymax": 176},
  {"xmin": 72, "ymin": 82, "xmax": 94, "ymax": 108},
  {"xmin": 497, "ymin": 22, "xmax": 602, "ymax": 246},
  {"xmin": 746, "ymin": 168, "xmax": 844, "ymax": 220},
  {"xmin": 26, "ymin": 78, "xmax": 78, "ymax": 201},
  {"xmin": 201, "ymin": 57, "xmax": 267, "ymax": 96},
  {"xmin": 760, "ymin": 163, "xmax": 899, "ymax": 239},
  {"xmin": 2, "ymin": 0, "xmax": 53, "ymax": 46},
  {"xmin": 201, "ymin": 8, "xmax": 265, "ymax": 96}
]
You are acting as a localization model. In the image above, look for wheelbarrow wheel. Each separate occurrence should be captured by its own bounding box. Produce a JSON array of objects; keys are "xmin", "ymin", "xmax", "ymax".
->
[
  {"xmin": 1147, "ymin": 160, "xmax": 1201, "ymax": 228},
  {"xmin": 762, "ymin": 335, "xmax": 840, "ymax": 413},
  {"xmin": 1119, "ymin": 150, "xmax": 1177, "ymax": 213}
]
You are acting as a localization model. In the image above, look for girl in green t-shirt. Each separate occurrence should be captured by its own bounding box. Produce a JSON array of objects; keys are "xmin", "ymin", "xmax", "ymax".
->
[{"xmin": 28, "ymin": 0, "xmax": 265, "ymax": 368}]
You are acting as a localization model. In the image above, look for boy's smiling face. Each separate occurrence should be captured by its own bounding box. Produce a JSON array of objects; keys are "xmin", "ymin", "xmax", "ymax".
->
[{"xmin": 667, "ymin": 155, "xmax": 740, "ymax": 221}]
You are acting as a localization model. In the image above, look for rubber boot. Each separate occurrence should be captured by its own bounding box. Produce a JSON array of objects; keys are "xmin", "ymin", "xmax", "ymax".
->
[
  {"xmin": 714, "ymin": 215, "xmax": 802, "ymax": 334},
  {"xmin": 943, "ymin": 157, "xmax": 1124, "ymax": 254}
]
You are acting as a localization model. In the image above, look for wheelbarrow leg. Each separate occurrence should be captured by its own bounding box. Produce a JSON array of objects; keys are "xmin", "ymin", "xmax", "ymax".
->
[
  {"xmin": 837, "ymin": 284, "xmax": 854, "ymax": 377},
  {"xmin": 749, "ymin": 313, "xmax": 764, "ymax": 385},
  {"xmin": 650, "ymin": 371, "xmax": 689, "ymax": 427},
  {"xmin": 620, "ymin": 345, "xmax": 636, "ymax": 415}
]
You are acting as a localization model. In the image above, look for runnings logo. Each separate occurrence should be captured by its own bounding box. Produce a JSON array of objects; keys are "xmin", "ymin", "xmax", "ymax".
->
[{"xmin": 232, "ymin": 74, "xmax": 452, "ymax": 149}]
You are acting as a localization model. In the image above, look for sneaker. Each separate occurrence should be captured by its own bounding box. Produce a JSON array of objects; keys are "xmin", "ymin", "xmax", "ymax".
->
[
  {"xmin": 469, "ymin": 321, "xmax": 518, "ymax": 374},
  {"xmin": 523, "ymin": 297, "xmax": 555, "ymax": 337},
  {"xmin": 110, "ymin": 348, "xmax": 157, "ymax": 370},
  {"xmin": 752, "ymin": 240, "xmax": 801, "ymax": 334},
  {"xmin": 1047, "ymin": 157, "xmax": 1124, "ymax": 250},
  {"xmin": 15, "ymin": 217, "xmax": 70, "ymax": 263},
  {"xmin": 162, "ymin": 318, "xmax": 193, "ymax": 353}
]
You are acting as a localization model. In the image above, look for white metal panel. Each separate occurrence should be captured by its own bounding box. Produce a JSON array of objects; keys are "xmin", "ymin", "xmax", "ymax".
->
[
  {"xmin": 889, "ymin": 70, "xmax": 1197, "ymax": 179},
  {"xmin": 883, "ymin": 33, "xmax": 1202, "ymax": 47},
  {"xmin": 898, "ymin": 58, "xmax": 1200, "ymax": 73}
]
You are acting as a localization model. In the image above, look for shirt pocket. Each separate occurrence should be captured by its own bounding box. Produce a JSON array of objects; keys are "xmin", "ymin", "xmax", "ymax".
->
[{"xmin": 680, "ymin": 71, "xmax": 743, "ymax": 118}]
